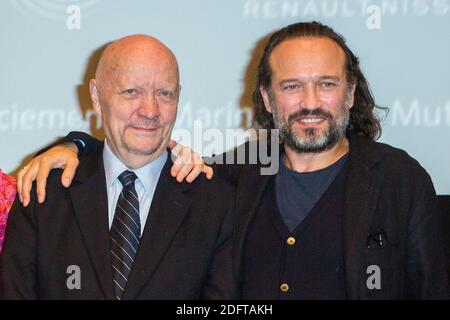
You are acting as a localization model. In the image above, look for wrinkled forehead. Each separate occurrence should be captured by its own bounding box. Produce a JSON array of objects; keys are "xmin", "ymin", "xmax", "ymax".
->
[
  {"xmin": 269, "ymin": 37, "xmax": 347, "ymax": 80},
  {"xmin": 110, "ymin": 56, "xmax": 179, "ymax": 87}
]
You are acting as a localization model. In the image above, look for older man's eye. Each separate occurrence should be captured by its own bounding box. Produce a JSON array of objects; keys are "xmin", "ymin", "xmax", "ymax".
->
[
  {"xmin": 157, "ymin": 89, "xmax": 176, "ymax": 101},
  {"xmin": 121, "ymin": 89, "xmax": 138, "ymax": 96}
]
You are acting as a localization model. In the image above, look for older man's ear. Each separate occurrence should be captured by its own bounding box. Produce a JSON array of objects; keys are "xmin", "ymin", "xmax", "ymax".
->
[{"xmin": 89, "ymin": 79, "xmax": 102, "ymax": 117}]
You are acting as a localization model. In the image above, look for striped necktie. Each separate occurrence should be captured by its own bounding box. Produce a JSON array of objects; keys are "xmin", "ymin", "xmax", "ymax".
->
[{"xmin": 110, "ymin": 170, "xmax": 141, "ymax": 300}]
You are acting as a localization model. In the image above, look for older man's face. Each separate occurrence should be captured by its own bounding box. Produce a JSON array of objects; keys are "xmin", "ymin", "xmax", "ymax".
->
[
  {"xmin": 261, "ymin": 36, "xmax": 355, "ymax": 153},
  {"xmin": 91, "ymin": 38, "xmax": 179, "ymax": 168}
]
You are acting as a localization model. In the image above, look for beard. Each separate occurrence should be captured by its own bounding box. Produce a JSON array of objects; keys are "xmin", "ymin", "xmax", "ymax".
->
[{"xmin": 272, "ymin": 104, "xmax": 350, "ymax": 153}]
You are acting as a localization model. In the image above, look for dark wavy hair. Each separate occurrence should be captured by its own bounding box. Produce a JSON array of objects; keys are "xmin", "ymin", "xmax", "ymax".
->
[{"xmin": 252, "ymin": 21, "xmax": 385, "ymax": 141}]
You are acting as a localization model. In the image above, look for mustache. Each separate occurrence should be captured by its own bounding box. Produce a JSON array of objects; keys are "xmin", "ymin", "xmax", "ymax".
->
[
  {"xmin": 129, "ymin": 116, "xmax": 161, "ymax": 129},
  {"xmin": 287, "ymin": 108, "xmax": 333, "ymax": 123}
]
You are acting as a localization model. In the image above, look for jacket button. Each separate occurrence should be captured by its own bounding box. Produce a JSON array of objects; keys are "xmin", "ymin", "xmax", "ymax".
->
[
  {"xmin": 280, "ymin": 283, "xmax": 290, "ymax": 292},
  {"xmin": 286, "ymin": 237, "xmax": 296, "ymax": 246}
]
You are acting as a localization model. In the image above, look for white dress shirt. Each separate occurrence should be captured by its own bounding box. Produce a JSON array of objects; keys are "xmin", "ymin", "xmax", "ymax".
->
[{"xmin": 103, "ymin": 140, "xmax": 168, "ymax": 235}]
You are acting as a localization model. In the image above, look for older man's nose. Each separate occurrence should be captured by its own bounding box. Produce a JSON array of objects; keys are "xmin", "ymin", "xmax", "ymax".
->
[{"xmin": 138, "ymin": 95, "xmax": 160, "ymax": 118}]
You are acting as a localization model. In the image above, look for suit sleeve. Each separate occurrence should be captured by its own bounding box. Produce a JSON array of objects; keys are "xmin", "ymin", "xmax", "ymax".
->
[
  {"xmin": 201, "ymin": 184, "xmax": 238, "ymax": 300},
  {"xmin": 204, "ymin": 140, "xmax": 277, "ymax": 186},
  {"xmin": 203, "ymin": 142, "xmax": 253, "ymax": 186},
  {"xmin": 0, "ymin": 195, "xmax": 38, "ymax": 299},
  {"xmin": 35, "ymin": 131, "xmax": 102, "ymax": 157},
  {"xmin": 405, "ymin": 173, "xmax": 449, "ymax": 299},
  {"xmin": 204, "ymin": 156, "xmax": 242, "ymax": 186}
]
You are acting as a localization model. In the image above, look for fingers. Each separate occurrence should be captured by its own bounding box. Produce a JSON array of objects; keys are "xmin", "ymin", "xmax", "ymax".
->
[
  {"xmin": 21, "ymin": 162, "xmax": 39, "ymax": 207},
  {"xmin": 173, "ymin": 153, "xmax": 207, "ymax": 183},
  {"xmin": 202, "ymin": 165, "xmax": 214, "ymax": 180},
  {"xmin": 185, "ymin": 163, "xmax": 214, "ymax": 183},
  {"xmin": 35, "ymin": 160, "xmax": 52, "ymax": 204},
  {"xmin": 16, "ymin": 165, "xmax": 29, "ymax": 203},
  {"xmin": 170, "ymin": 156, "xmax": 183, "ymax": 179},
  {"xmin": 171, "ymin": 150, "xmax": 191, "ymax": 180},
  {"xmin": 185, "ymin": 165, "xmax": 203, "ymax": 183},
  {"xmin": 169, "ymin": 143, "xmax": 187, "ymax": 178},
  {"xmin": 61, "ymin": 157, "xmax": 79, "ymax": 188},
  {"xmin": 175, "ymin": 162, "xmax": 196, "ymax": 182},
  {"xmin": 17, "ymin": 144, "xmax": 79, "ymax": 207},
  {"xmin": 170, "ymin": 142, "xmax": 183, "ymax": 158},
  {"xmin": 169, "ymin": 142, "xmax": 210, "ymax": 183},
  {"xmin": 168, "ymin": 139, "xmax": 177, "ymax": 150}
]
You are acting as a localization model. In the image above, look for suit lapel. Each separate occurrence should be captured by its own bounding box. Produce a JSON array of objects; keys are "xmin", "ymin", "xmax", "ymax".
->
[
  {"xmin": 122, "ymin": 158, "xmax": 191, "ymax": 299},
  {"xmin": 69, "ymin": 144, "xmax": 115, "ymax": 300},
  {"xmin": 342, "ymin": 135, "xmax": 382, "ymax": 299}
]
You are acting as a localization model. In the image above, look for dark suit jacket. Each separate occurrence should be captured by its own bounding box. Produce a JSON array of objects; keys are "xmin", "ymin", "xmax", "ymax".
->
[
  {"xmin": 438, "ymin": 196, "xmax": 450, "ymax": 282},
  {"xmin": 40, "ymin": 132, "xmax": 449, "ymax": 299},
  {"xmin": 0, "ymin": 144, "xmax": 237, "ymax": 299},
  {"xmin": 215, "ymin": 134, "xmax": 449, "ymax": 299}
]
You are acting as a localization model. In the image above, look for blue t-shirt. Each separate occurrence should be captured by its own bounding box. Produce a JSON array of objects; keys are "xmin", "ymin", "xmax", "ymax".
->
[{"xmin": 275, "ymin": 152, "xmax": 349, "ymax": 231}]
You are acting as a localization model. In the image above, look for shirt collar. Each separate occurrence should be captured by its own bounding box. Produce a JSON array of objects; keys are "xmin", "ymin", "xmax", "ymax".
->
[{"xmin": 103, "ymin": 139, "xmax": 168, "ymax": 193}]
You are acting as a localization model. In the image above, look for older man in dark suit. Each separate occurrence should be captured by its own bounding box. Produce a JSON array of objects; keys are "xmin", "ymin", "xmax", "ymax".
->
[{"xmin": 0, "ymin": 35, "xmax": 236, "ymax": 300}]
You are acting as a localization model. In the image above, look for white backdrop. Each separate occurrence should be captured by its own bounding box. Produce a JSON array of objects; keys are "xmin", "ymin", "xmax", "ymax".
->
[{"xmin": 0, "ymin": 0, "xmax": 449, "ymax": 194}]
